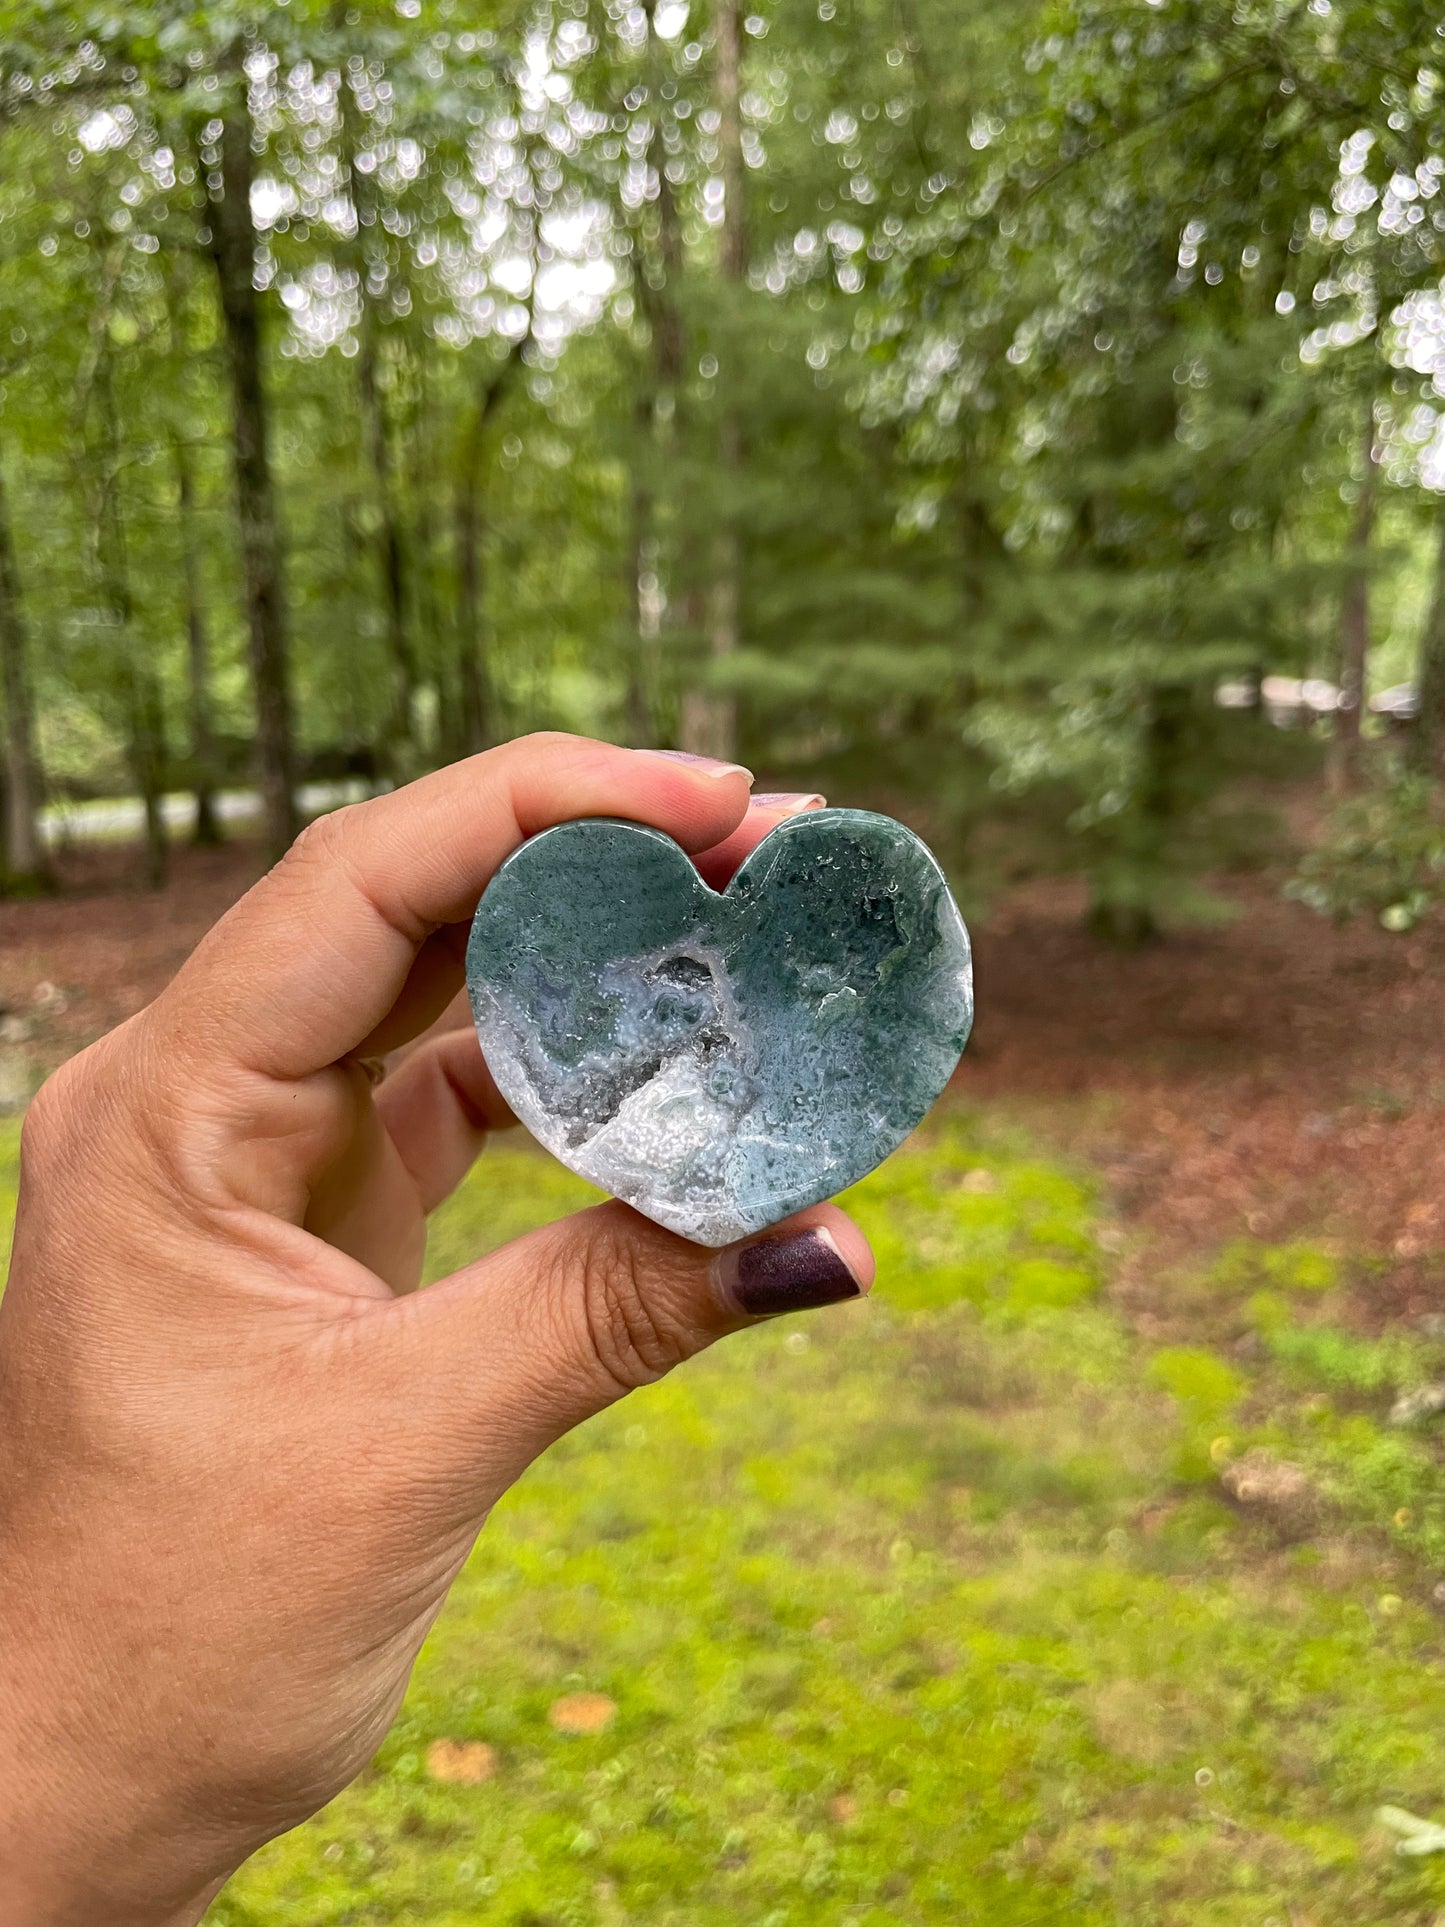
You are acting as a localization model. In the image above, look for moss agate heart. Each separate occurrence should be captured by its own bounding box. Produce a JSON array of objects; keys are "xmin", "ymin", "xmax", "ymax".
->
[{"xmin": 466, "ymin": 809, "xmax": 973, "ymax": 1247}]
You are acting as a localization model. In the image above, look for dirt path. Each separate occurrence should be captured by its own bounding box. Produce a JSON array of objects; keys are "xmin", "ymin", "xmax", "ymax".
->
[{"xmin": 4, "ymin": 832, "xmax": 1443, "ymax": 1325}]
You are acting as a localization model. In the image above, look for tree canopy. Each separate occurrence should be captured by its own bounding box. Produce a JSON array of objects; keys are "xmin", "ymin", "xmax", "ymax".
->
[{"xmin": 2, "ymin": 0, "xmax": 1444, "ymax": 925}]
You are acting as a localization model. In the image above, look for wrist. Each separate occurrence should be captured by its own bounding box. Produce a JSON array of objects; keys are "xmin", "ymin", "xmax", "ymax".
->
[
  {"xmin": 0, "ymin": 1572, "xmax": 221, "ymax": 1927},
  {"xmin": 0, "ymin": 1723, "xmax": 220, "ymax": 1927}
]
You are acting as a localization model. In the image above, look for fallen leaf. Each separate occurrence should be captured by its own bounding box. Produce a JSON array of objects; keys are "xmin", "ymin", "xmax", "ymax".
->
[
  {"xmin": 425, "ymin": 1739, "xmax": 498, "ymax": 1785},
  {"xmin": 548, "ymin": 1692, "xmax": 617, "ymax": 1735},
  {"xmin": 1390, "ymin": 1383, "xmax": 1445, "ymax": 1427},
  {"xmin": 1377, "ymin": 1805, "xmax": 1445, "ymax": 1855},
  {"xmin": 1220, "ymin": 1449, "xmax": 1314, "ymax": 1519}
]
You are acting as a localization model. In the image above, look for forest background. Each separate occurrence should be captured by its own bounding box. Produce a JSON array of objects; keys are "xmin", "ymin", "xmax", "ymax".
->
[
  {"xmin": 4, "ymin": 0, "xmax": 1445, "ymax": 933},
  {"xmin": 7, "ymin": 8, "xmax": 1445, "ymax": 1923}
]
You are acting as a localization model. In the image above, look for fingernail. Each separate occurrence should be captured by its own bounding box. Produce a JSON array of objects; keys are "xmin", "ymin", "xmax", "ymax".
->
[
  {"xmin": 714, "ymin": 1226, "xmax": 865, "ymax": 1319},
  {"xmin": 749, "ymin": 792, "xmax": 826, "ymax": 814},
  {"xmin": 636, "ymin": 748, "xmax": 754, "ymax": 783}
]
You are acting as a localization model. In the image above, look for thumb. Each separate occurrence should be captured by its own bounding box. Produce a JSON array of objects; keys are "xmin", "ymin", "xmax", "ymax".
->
[{"xmin": 375, "ymin": 1200, "xmax": 874, "ymax": 1514}]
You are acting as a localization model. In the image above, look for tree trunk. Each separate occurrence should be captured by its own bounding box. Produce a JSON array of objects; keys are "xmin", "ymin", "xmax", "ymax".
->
[
  {"xmin": 103, "ymin": 524, "xmax": 166, "ymax": 890},
  {"xmin": 407, "ymin": 352, "xmax": 446, "ymax": 760},
  {"xmin": 626, "ymin": 388, "xmax": 658, "ymax": 747},
  {"xmin": 1412, "ymin": 494, "xmax": 1445, "ymax": 780},
  {"xmin": 0, "ymin": 447, "xmax": 47, "ymax": 891},
  {"xmin": 1088, "ymin": 684, "xmax": 1191, "ymax": 946},
  {"xmin": 1330, "ymin": 395, "xmax": 1377, "ymax": 793},
  {"xmin": 163, "ymin": 256, "xmax": 222, "ymax": 845},
  {"xmin": 956, "ymin": 489, "xmax": 1006, "ymax": 626},
  {"xmin": 681, "ymin": 0, "xmax": 745, "ymax": 760},
  {"xmin": 93, "ymin": 360, "xmax": 167, "ymax": 891},
  {"xmin": 633, "ymin": 37, "xmax": 700, "ymax": 742},
  {"xmin": 652, "ymin": 131, "xmax": 687, "ymax": 388},
  {"xmin": 208, "ymin": 54, "xmax": 297, "ymax": 859},
  {"xmin": 127, "ymin": 666, "xmax": 170, "ymax": 893},
  {"xmin": 338, "ymin": 61, "xmax": 416, "ymax": 782},
  {"xmin": 174, "ymin": 437, "xmax": 222, "ymax": 844},
  {"xmin": 359, "ymin": 302, "xmax": 416, "ymax": 781},
  {"xmin": 715, "ymin": 0, "xmax": 749, "ymax": 292},
  {"xmin": 453, "ymin": 346, "xmax": 524, "ymax": 756},
  {"xmin": 944, "ymin": 484, "xmax": 1005, "ymax": 728},
  {"xmin": 683, "ymin": 409, "xmax": 741, "ymax": 759},
  {"xmin": 453, "ymin": 437, "xmax": 489, "ymax": 757}
]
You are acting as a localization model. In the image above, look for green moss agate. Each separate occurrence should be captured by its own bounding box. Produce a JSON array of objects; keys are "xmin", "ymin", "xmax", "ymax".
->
[{"xmin": 465, "ymin": 809, "xmax": 973, "ymax": 1246}]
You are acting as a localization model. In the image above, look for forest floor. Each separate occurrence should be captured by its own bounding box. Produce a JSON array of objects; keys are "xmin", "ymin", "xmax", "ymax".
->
[
  {"xmin": 2, "ymin": 815, "xmax": 1445, "ymax": 1922},
  {"xmin": 6, "ymin": 822, "xmax": 1445, "ymax": 1333}
]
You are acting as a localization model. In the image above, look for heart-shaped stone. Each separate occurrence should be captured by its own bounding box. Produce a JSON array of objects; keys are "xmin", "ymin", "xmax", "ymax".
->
[{"xmin": 466, "ymin": 808, "xmax": 973, "ymax": 1246}]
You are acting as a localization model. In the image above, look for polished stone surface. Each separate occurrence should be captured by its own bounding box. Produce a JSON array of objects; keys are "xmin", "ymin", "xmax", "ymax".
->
[{"xmin": 466, "ymin": 809, "xmax": 973, "ymax": 1246}]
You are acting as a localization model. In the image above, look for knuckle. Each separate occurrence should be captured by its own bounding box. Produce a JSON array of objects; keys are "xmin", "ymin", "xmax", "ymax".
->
[
  {"xmin": 504, "ymin": 729, "xmax": 603, "ymax": 784},
  {"xmin": 511, "ymin": 728, "xmax": 579, "ymax": 757},
  {"xmin": 575, "ymin": 1216, "xmax": 688, "ymax": 1395},
  {"xmin": 18, "ymin": 1081, "xmax": 60, "ymax": 1168},
  {"xmin": 284, "ymin": 806, "xmax": 354, "ymax": 872},
  {"xmin": 20, "ymin": 1055, "xmax": 84, "ymax": 1164}
]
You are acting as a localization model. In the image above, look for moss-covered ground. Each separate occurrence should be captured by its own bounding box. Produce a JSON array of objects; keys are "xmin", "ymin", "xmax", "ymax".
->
[{"xmin": 2, "ymin": 1113, "xmax": 1442, "ymax": 1924}]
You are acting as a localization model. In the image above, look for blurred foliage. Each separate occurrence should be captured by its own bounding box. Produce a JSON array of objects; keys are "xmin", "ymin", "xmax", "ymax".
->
[
  {"xmin": 0, "ymin": 1, "xmax": 1444, "ymax": 909},
  {"xmin": 1209, "ymin": 1236, "xmax": 1341, "ymax": 1299},
  {"xmin": 1288, "ymin": 764, "xmax": 1445, "ymax": 930}
]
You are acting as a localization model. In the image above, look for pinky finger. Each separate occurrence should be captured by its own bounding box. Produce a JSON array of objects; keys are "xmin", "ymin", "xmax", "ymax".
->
[{"xmin": 375, "ymin": 1025, "xmax": 517, "ymax": 1215}]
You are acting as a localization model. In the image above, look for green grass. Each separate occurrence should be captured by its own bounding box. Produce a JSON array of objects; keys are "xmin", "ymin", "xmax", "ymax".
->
[
  {"xmin": 3, "ymin": 1113, "xmax": 1443, "ymax": 1923},
  {"xmin": 0, "ymin": 1120, "xmax": 18, "ymax": 1256}
]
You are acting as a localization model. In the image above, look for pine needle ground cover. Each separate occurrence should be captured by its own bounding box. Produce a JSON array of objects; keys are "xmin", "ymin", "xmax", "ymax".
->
[{"xmin": 2, "ymin": 1117, "xmax": 1441, "ymax": 1926}]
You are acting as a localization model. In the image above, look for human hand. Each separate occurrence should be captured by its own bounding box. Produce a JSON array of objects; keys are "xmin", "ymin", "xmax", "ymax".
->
[{"xmin": 0, "ymin": 736, "xmax": 872, "ymax": 1927}]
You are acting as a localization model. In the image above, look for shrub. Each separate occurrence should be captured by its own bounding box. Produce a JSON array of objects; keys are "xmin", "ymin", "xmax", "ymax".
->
[{"xmin": 1287, "ymin": 768, "xmax": 1445, "ymax": 933}]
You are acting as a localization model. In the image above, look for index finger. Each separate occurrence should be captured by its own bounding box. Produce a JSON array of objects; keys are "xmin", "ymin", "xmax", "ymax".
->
[{"xmin": 155, "ymin": 734, "xmax": 753, "ymax": 1082}]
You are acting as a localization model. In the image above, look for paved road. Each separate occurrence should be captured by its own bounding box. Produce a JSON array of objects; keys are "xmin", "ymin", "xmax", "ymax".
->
[{"xmin": 38, "ymin": 780, "xmax": 372, "ymax": 848}]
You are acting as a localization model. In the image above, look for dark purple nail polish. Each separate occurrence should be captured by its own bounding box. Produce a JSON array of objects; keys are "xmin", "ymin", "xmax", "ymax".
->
[{"xmin": 717, "ymin": 1228, "xmax": 864, "ymax": 1318}]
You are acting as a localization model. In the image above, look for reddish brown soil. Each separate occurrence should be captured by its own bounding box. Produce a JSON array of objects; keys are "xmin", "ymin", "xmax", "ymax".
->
[
  {"xmin": 0, "ymin": 842, "xmax": 269, "ymax": 1067},
  {"xmin": 4, "ymin": 828, "xmax": 1443, "ymax": 1327},
  {"xmin": 963, "ymin": 871, "xmax": 1445, "ymax": 1326}
]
